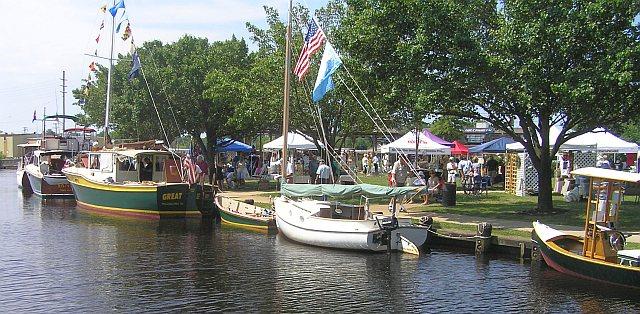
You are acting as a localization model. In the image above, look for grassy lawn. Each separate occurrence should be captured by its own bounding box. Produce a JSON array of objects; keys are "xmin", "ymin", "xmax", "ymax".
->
[{"xmin": 360, "ymin": 174, "xmax": 640, "ymax": 230}]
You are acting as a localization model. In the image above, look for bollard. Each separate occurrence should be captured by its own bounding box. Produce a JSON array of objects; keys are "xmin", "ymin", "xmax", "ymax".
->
[
  {"xmin": 475, "ymin": 222, "xmax": 492, "ymax": 255},
  {"xmin": 531, "ymin": 242, "xmax": 542, "ymax": 262}
]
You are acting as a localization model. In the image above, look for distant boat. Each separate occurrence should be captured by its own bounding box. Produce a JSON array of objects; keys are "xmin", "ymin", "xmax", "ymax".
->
[
  {"xmin": 532, "ymin": 167, "xmax": 640, "ymax": 289},
  {"xmin": 63, "ymin": 149, "xmax": 210, "ymax": 219},
  {"xmin": 20, "ymin": 115, "xmax": 96, "ymax": 198},
  {"xmin": 215, "ymin": 194, "xmax": 277, "ymax": 233}
]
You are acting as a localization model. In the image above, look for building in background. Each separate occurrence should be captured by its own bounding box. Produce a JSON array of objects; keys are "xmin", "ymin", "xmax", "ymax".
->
[{"xmin": 0, "ymin": 133, "xmax": 39, "ymax": 158}]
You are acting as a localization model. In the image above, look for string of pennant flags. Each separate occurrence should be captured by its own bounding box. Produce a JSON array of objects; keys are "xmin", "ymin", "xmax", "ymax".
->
[{"xmin": 84, "ymin": 0, "xmax": 138, "ymax": 96}]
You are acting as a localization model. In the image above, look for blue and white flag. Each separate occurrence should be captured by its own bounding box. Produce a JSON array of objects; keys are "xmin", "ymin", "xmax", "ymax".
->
[
  {"xmin": 128, "ymin": 52, "xmax": 141, "ymax": 81},
  {"xmin": 312, "ymin": 41, "xmax": 342, "ymax": 102},
  {"xmin": 109, "ymin": 0, "xmax": 125, "ymax": 17}
]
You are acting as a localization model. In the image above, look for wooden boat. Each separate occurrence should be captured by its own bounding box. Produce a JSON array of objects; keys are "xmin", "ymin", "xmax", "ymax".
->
[
  {"xmin": 272, "ymin": 2, "xmax": 426, "ymax": 254},
  {"xmin": 215, "ymin": 194, "xmax": 277, "ymax": 233},
  {"xmin": 19, "ymin": 115, "xmax": 96, "ymax": 198},
  {"xmin": 532, "ymin": 167, "xmax": 640, "ymax": 289},
  {"xmin": 25, "ymin": 150, "xmax": 75, "ymax": 198},
  {"xmin": 274, "ymin": 184, "xmax": 428, "ymax": 254},
  {"xmin": 63, "ymin": 149, "xmax": 211, "ymax": 219}
]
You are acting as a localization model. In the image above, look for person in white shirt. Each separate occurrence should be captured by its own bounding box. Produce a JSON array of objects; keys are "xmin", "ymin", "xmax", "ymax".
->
[
  {"xmin": 446, "ymin": 157, "xmax": 458, "ymax": 184},
  {"xmin": 316, "ymin": 160, "xmax": 332, "ymax": 184},
  {"xmin": 362, "ymin": 154, "xmax": 369, "ymax": 175},
  {"xmin": 372, "ymin": 154, "xmax": 380, "ymax": 174}
]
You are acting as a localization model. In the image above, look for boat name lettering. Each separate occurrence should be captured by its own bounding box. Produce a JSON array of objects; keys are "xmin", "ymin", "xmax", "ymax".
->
[{"xmin": 162, "ymin": 192, "xmax": 183, "ymax": 201}]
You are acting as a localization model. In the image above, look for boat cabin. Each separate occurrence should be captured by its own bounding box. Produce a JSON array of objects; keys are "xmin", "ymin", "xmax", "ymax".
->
[
  {"xmin": 79, "ymin": 150, "xmax": 182, "ymax": 184},
  {"xmin": 31, "ymin": 150, "xmax": 75, "ymax": 175},
  {"xmin": 571, "ymin": 167, "xmax": 640, "ymax": 263}
]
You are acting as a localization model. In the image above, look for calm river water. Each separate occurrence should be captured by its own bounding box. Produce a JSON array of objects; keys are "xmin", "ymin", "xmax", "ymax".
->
[{"xmin": 0, "ymin": 169, "xmax": 638, "ymax": 312}]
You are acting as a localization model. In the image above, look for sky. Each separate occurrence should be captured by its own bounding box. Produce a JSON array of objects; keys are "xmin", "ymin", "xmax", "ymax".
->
[{"xmin": 0, "ymin": 0, "xmax": 325, "ymax": 134}]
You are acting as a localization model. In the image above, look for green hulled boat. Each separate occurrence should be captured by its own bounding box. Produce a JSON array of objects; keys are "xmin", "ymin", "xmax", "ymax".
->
[
  {"xmin": 215, "ymin": 194, "xmax": 277, "ymax": 233},
  {"xmin": 63, "ymin": 149, "xmax": 212, "ymax": 219}
]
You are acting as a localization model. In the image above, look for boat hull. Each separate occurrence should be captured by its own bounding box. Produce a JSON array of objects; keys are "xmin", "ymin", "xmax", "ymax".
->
[
  {"xmin": 25, "ymin": 167, "xmax": 73, "ymax": 198},
  {"xmin": 65, "ymin": 172, "xmax": 202, "ymax": 219},
  {"xmin": 532, "ymin": 222, "xmax": 640, "ymax": 289},
  {"xmin": 17, "ymin": 169, "xmax": 32, "ymax": 193},
  {"xmin": 215, "ymin": 195, "xmax": 277, "ymax": 233},
  {"xmin": 274, "ymin": 197, "xmax": 427, "ymax": 252}
]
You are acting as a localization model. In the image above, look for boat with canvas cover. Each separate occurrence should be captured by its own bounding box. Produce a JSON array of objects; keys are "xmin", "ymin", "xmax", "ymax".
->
[
  {"xmin": 532, "ymin": 167, "xmax": 640, "ymax": 289},
  {"xmin": 275, "ymin": 183, "xmax": 428, "ymax": 254}
]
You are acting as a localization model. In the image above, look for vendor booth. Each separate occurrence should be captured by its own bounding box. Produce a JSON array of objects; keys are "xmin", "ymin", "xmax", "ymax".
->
[
  {"xmin": 380, "ymin": 131, "xmax": 451, "ymax": 155},
  {"xmin": 263, "ymin": 132, "xmax": 319, "ymax": 150},
  {"xmin": 504, "ymin": 128, "xmax": 638, "ymax": 196},
  {"xmin": 469, "ymin": 137, "xmax": 515, "ymax": 154},
  {"xmin": 451, "ymin": 140, "xmax": 469, "ymax": 156}
]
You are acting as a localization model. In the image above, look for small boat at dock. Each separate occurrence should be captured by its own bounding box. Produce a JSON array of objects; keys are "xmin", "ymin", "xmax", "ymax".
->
[
  {"xmin": 215, "ymin": 194, "xmax": 277, "ymax": 233},
  {"xmin": 532, "ymin": 167, "xmax": 640, "ymax": 289}
]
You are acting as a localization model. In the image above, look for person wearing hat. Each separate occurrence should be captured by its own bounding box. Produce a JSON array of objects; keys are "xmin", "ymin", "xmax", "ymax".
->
[
  {"xmin": 600, "ymin": 155, "xmax": 611, "ymax": 169},
  {"xmin": 446, "ymin": 156, "xmax": 458, "ymax": 184}
]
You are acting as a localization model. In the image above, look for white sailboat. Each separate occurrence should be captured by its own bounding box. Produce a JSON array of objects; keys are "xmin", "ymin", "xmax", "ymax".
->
[{"xmin": 273, "ymin": 1, "xmax": 427, "ymax": 254}]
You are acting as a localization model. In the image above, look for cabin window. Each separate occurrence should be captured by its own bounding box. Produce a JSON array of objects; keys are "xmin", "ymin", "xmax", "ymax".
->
[
  {"xmin": 89, "ymin": 155, "xmax": 100, "ymax": 169},
  {"xmin": 118, "ymin": 156, "xmax": 137, "ymax": 171},
  {"xmin": 155, "ymin": 155, "xmax": 167, "ymax": 172}
]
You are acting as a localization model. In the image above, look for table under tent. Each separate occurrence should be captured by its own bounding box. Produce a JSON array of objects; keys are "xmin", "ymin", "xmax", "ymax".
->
[
  {"xmin": 262, "ymin": 131, "xmax": 322, "ymax": 183},
  {"xmin": 504, "ymin": 128, "xmax": 639, "ymax": 196}
]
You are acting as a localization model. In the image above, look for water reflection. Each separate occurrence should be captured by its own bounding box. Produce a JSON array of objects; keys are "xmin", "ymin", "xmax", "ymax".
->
[{"xmin": 0, "ymin": 170, "xmax": 639, "ymax": 312}]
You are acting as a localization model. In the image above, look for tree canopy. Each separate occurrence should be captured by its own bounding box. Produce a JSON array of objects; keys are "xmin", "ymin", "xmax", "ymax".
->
[{"xmin": 340, "ymin": 0, "xmax": 640, "ymax": 210}]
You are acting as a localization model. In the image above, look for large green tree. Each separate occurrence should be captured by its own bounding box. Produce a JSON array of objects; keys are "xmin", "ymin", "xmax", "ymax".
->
[
  {"xmin": 341, "ymin": 0, "xmax": 640, "ymax": 211},
  {"xmin": 240, "ymin": 3, "xmax": 384, "ymax": 157}
]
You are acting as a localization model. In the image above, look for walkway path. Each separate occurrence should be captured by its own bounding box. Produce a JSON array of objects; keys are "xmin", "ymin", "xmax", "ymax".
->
[{"xmin": 217, "ymin": 190, "xmax": 640, "ymax": 243}]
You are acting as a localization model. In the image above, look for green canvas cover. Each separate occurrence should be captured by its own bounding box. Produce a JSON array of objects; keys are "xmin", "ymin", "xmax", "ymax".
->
[{"xmin": 281, "ymin": 183, "xmax": 421, "ymax": 198}]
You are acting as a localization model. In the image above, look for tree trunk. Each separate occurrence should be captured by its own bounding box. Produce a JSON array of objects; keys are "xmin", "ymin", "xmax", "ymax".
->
[
  {"xmin": 536, "ymin": 135, "xmax": 554, "ymax": 212},
  {"xmin": 206, "ymin": 127, "xmax": 216, "ymax": 185}
]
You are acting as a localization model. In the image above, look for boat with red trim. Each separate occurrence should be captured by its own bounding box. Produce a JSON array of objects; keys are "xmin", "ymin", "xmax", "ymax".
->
[
  {"xmin": 532, "ymin": 167, "xmax": 640, "ymax": 289},
  {"xmin": 63, "ymin": 149, "xmax": 212, "ymax": 219}
]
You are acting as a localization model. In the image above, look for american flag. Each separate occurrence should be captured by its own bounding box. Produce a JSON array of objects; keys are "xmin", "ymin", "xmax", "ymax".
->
[
  {"xmin": 183, "ymin": 155, "xmax": 197, "ymax": 184},
  {"xmin": 293, "ymin": 19, "xmax": 326, "ymax": 80}
]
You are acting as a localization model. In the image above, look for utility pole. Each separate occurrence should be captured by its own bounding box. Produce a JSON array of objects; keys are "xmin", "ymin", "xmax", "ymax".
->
[{"xmin": 61, "ymin": 70, "xmax": 67, "ymax": 131}]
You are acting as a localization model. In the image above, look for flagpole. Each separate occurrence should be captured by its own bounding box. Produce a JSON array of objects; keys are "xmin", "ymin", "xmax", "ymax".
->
[
  {"xmin": 281, "ymin": 0, "xmax": 292, "ymax": 180},
  {"xmin": 104, "ymin": 0, "xmax": 116, "ymax": 147}
]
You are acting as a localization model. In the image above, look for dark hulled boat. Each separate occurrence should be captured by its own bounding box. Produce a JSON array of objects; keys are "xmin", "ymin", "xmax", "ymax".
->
[{"xmin": 532, "ymin": 167, "xmax": 640, "ymax": 289}]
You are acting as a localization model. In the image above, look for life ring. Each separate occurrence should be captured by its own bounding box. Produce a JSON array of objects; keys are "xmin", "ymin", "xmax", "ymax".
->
[{"xmin": 609, "ymin": 231, "xmax": 626, "ymax": 251}]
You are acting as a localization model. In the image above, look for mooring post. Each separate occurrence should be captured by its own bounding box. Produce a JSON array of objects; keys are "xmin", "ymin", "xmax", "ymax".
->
[{"xmin": 475, "ymin": 222, "xmax": 492, "ymax": 255}]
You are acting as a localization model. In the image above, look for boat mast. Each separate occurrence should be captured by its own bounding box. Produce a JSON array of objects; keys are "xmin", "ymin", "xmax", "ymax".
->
[
  {"xmin": 281, "ymin": 0, "xmax": 292, "ymax": 179},
  {"xmin": 103, "ymin": 0, "xmax": 116, "ymax": 146},
  {"xmin": 61, "ymin": 70, "xmax": 67, "ymax": 132}
]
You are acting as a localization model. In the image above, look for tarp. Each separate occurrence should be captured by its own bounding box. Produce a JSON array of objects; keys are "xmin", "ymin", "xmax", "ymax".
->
[
  {"xmin": 563, "ymin": 128, "xmax": 638, "ymax": 153},
  {"xmin": 380, "ymin": 131, "xmax": 451, "ymax": 154},
  {"xmin": 281, "ymin": 183, "xmax": 420, "ymax": 198},
  {"xmin": 451, "ymin": 140, "xmax": 469, "ymax": 155},
  {"xmin": 263, "ymin": 132, "xmax": 318, "ymax": 150},
  {"xmin": 469, "ymin": 137, "xmax": 516, "ymax": 154},
  {"xmin": 215, "ymin": 138, "xmax": 252, "ymax": 153},
  {"xmin": 422, "ymin": 129, "xmax": 453, "ymax": 146}
]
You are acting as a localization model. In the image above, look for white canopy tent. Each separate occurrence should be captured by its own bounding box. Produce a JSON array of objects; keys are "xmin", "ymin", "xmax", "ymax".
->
[
  {"xmin": 263, "ymin": 132, "xmax": 319, "ymax": 150},
  {"xmin": 380, "ymin": 131, "xmax": 451, "ymax": 155},
  {"xmin": 505, "ymin": 128, "xmax": 637, "ymax": 153},
  {"xmin": 562, "ymin": 128, "xmax": 638, "ymax": 153}
]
